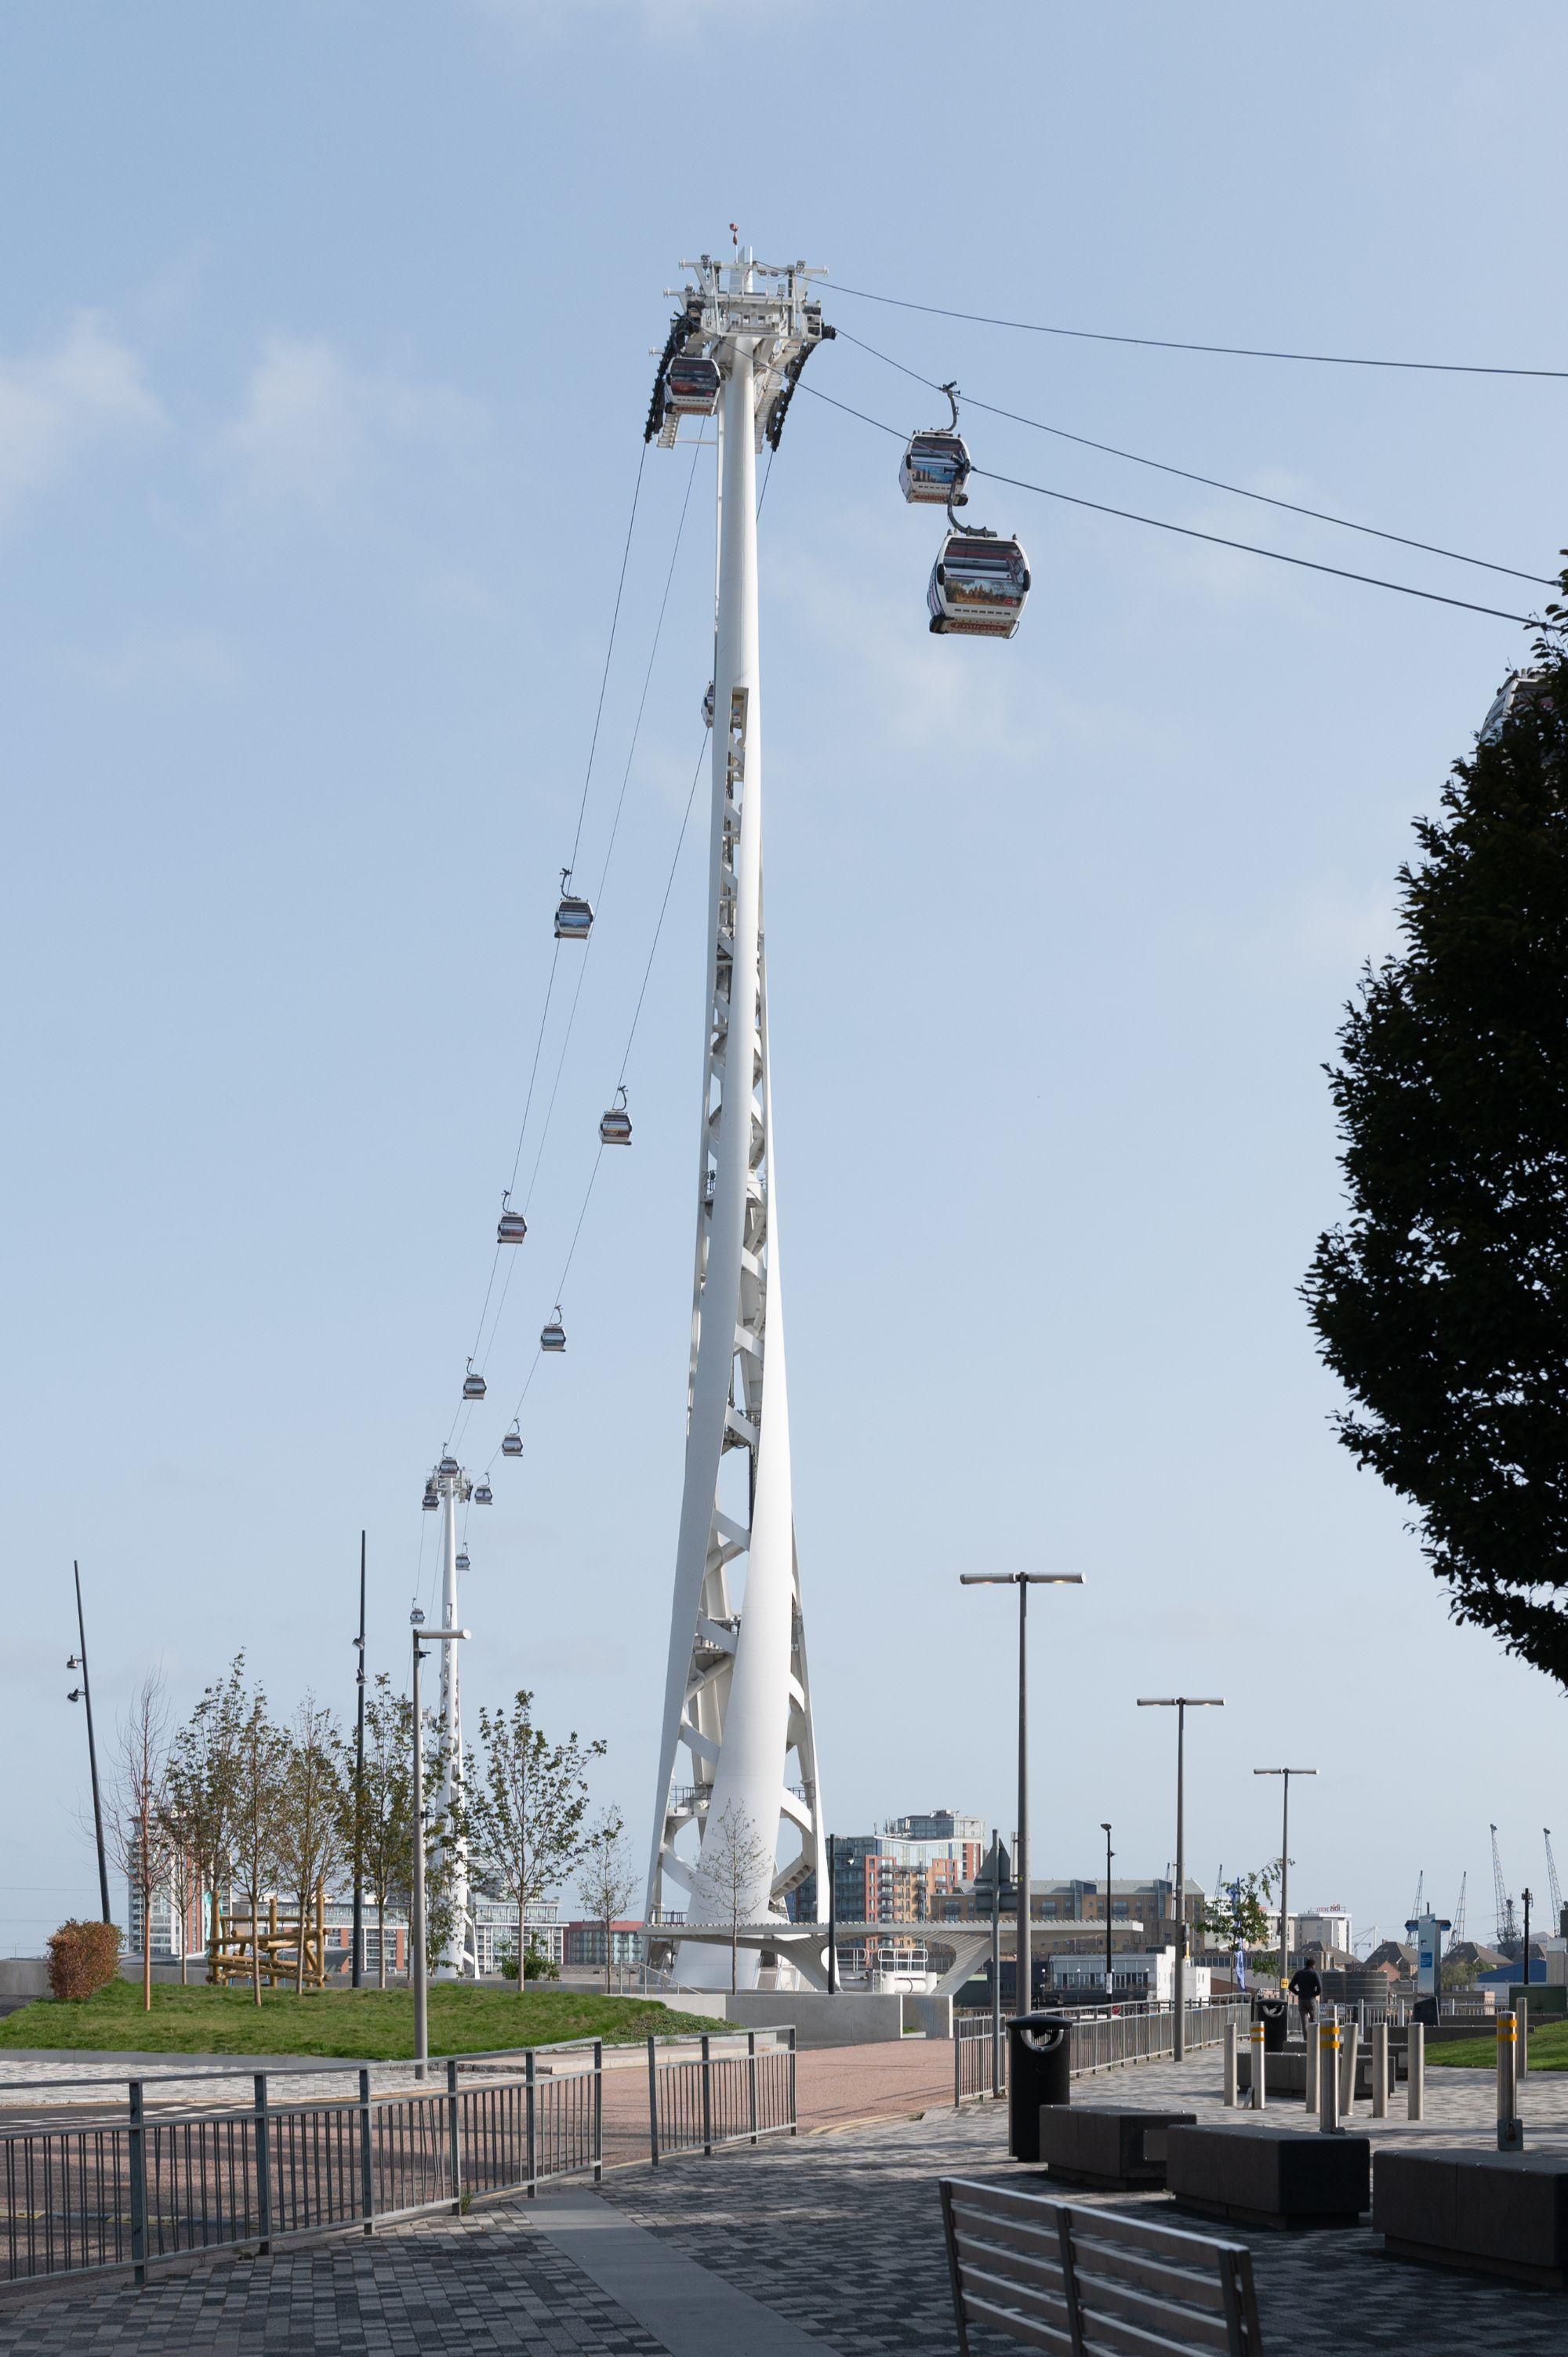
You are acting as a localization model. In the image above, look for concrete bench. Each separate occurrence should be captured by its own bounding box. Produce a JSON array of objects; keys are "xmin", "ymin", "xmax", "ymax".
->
[
  {"xmin": 941, "ymin": 2176, "xmax": 1264, "ymax": 2355},
  {"xmin": 1167, "ymin": 2124, "xmax": 1370, "ymax": 2229},
  {"xmin": 1036, "ymin": 2104, "xmax": 1196, "ymax": 2190},
  {"xmin": 1374, "ymin": 2147, "xmax": 1568, "ymax": 2288},
  {"xmin": 1237, "ymin": 2046, "xmax": 1384, "ymax": 2101}
]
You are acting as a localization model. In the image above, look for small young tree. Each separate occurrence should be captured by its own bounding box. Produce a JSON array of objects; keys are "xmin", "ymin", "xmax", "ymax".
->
[
  {"xmin": 579, "ymin": 1814, "xmax": 638, "ymax": 1992},
  {"xmin": 1200, "ymin": 1868, "xmax": 1277, "ymax": 1982},
  {"xmin": 356, "ymin": 1673, "xmax": 415, "ymax": 1988},
  {"xmin": 229, "ymin": 1687, "xmax": 291, "ymax": 2007},
  {"xmin": 275, "ymin": 1695, "xmax": 347, "ymax": 1993},
  {"xmin": 106, "ymin": 1673, "xmax": 174, "ymax": 2013},
  {"xmin": 696, "ymin": 1802, "xmax": 773, "ymax": 1994},
  {"xmin": 164, "ymin": 1654, "xmax": 248, "ymax": 1985},
  {"xmin": 464, "ymin": 1691, "xmax": 604, "ymax": 1993}
]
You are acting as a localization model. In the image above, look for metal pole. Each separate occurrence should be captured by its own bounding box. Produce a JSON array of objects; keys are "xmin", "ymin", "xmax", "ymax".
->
[
  {"xmin": 411, "ymin": 1631, "xmax": 427, "ymax": 2079},
  {"xmin": 1319, "ymin": 2017, "xmax": 1341, "ymax": 2134},
  {"xmin": 73, "ymin": 1562, "xmax": 111, "ymax": 1925},
  {"xmin": 989, "ymin": 1832, "xmax": 1002, "ymax": 2096},
  {"xmin": 128, "ymin": 2079, "xmax": 147, "ymax": 2289},
  {"xmin": 352, "ymin": 1534, "xmax": 367, "ymax": 1988},
  {"xmin": 254, "ymin": 2072, "xmax": 272, "ymax": 2253},
  {"xmin": 446, "ymin": 2057, "xmax": 462, "ymax": 2210},
  {"xmin": 646, "ymin": 2032, "xmax": 660, "ymax": 2166},
  {"xmin": 1279, "ymin": 1772, "xmax": 1290, "ymax": 1985},
  {"xmin": 1497, "ymin": 2010, "xmax": 1523, "ymax": 2150},
  {"xmin": 358, "ymin": 2067, "xmax": 375, "ymax": 2233},
  {"xmin": 1372, "ymin": 2020, "xmax": 1388, "ymax": 2118},
  {"xmin": 1249, "ymin": 2019, "xmax": 1265, "ymax": 2111},
  {"xmin": 1223, "ymin": 2020, "xmax": 1238, "ymax": 2107},
  {"xmin": 1102, "ymin": 1822, "xmax": 1113, "ymax": 1995},
  {"xmin": 1407, "ymin": 2018, "xmax": 1425, "ymax": 2120},
  {"xmin": 1018, "ymin": 1577, "xmax": 1029, "ymax": 2015},
  {"xmin": 826, "ymin": 1832, "xmax": 837, "ymax": 1994},
  {"xmin": 1174, "ymin": 1702, "xmax": 1186, "ymax": 2061}
]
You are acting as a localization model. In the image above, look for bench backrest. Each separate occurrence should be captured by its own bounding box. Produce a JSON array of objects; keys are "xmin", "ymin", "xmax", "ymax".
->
[{"xmin": 939, "ymin": 2177, "xmax": 1263, "ymax": 2356}]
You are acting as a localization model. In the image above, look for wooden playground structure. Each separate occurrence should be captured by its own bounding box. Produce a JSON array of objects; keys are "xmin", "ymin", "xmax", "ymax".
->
[{"xmin": 210, "ymin": 1886, "xmax": 329, "ymax": 1990}]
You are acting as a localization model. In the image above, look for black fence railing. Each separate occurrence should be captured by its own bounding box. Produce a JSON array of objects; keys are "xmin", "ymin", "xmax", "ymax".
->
[
  {"xmin": 0, "ymin": 2029, "xmax": 796, "ymax": 2289},
  {"xmin": 954, "ymin": 1993, "xmax": 1254, "ymax": 2106}
]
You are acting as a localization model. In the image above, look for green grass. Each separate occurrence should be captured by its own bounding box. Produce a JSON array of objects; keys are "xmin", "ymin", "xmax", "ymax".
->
[
  {"xmin": 1429, "ymin": 2018, "xmax": 1568, "ymax": 2071},
  {"xmin": 0, "ymin": 1979, "xmax": 720, "ymax": 2060}
]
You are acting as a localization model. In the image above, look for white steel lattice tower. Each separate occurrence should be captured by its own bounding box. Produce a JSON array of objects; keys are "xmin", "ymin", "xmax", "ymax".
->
[
  {"xmin": 645, "ymin": 249, "xmax": 830, "ymax": 1988},
  {"xmin": 433, "ymin": 1462, "xmax": 477, "ymax": 1978}
]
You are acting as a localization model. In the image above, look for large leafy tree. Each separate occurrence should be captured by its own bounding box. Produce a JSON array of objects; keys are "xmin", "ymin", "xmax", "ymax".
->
[{"xmin": 1304, "ymin": 576, "xmax": 1568, "ymax": 1680}]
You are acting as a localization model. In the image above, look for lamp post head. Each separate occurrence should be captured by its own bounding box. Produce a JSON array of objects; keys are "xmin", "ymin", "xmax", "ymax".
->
[
  {"xmin": 958, "ymin": 1573, "xmax": 1084, "ymax": 1587},
  {"xmin": 1137, "ymin": 1698, "xmax": 1225, "ymax": 1708}
]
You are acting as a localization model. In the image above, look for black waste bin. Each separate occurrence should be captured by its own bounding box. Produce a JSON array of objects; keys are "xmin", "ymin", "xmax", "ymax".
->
[
  {"xmin": 1254, "ymin": 1996, "xmax": 1288, "ymax": 2054},
  {"xmin": 1007, "ymin": 2013, "xmax": 1073, "ymax": 2161},
  {"xmin": 1412, "ymin": 1996, "xmax": 1439, "ymax": 2028}
]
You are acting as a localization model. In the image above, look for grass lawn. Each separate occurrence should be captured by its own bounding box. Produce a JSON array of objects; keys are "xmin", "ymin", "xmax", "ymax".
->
[
  {"xmin": 1429, "ymin": 2018, "xmax": 1568, "ymax": 2071},
  {"xmin": 0, "ymin": 1979, "xmax": 720, "ymax": 2060}
]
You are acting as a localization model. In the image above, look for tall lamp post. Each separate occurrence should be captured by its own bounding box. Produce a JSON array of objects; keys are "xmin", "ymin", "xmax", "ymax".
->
[
  {"xmin": 1138, "ymin": 1697, "xmax": 1224, "ymax": 2060},
  {"xmin": 411, "ymin": 1617, "xmax": 468, "ymax": 2079},
  {"xmin": 1101, "ymin": 1822, "xmax": 1114, "ymax": 1997},
  {"xmin": 961, "ymin": 1573, "xmax": 1084, "ymax": 2017},
  {"xmin": 351, "ymin": 1533, "xmax": 368, "ymax": 1989},
  {"xmin": 66, "ymin": 1560, "xmax": 111, "ymax": 1925},
  {"xmin": 1253, "ymin": 1766, "xmax": 1316, "ymax": 1987}
]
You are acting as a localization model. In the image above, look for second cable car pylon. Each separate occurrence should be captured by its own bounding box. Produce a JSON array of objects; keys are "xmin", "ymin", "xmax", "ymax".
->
[{"xmin": 644, "ymin": 245, "xmax": 829, "ymax": 1988}]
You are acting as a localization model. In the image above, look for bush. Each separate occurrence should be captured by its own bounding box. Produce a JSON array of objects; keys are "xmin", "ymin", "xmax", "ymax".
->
[
  {"xmin": 495, "ymin": 1941, "xmax": 560, "ymax": 1985},
  {"xmin": 46, "ymin": 1919, "xmax": 122, "ymax": 2002}
]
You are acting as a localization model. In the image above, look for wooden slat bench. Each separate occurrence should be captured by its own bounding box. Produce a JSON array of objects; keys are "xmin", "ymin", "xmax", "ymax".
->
[{"xmin": 940, "ymin": 2177, "xmax": 1263, "ymax": 2355}]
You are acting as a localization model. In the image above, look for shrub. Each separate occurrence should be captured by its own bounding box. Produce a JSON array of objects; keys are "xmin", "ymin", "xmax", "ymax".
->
[
  {"xmin": 46, "ymin": 1919, "xmax": 123, "ymax": 2002},
  {"xmin": 495, "ymin": 1941, "xmax": 560, "ymax": 1985}
]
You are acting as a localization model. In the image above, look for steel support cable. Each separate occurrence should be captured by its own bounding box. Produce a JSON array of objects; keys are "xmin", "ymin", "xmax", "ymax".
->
[
  {"xmin": 797, "ymin": 382, "xmax": 1535, "ymax": 626},
  {"xmin": 836, "ymin": 325, "xmax": 1553, "ymax": 586},
  {"xmin": 829, "ymin": 280, "xmax": 1568, "ymax": 380}
]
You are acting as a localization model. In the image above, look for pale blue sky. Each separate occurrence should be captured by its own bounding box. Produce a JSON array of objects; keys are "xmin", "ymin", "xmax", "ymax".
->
[{"xmin": 4, "ymin": 1, "xmax": 1566, "ymax": 1955}]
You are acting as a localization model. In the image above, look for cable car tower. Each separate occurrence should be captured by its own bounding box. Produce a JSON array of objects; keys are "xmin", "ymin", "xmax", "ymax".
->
[
  {"xmin": 427, "ymin": 1453, "xmax": 478, "ymax": 1978},
  {"xmin": 644, "ymin": 246, "xmax": 831, "ymax": 1986}
]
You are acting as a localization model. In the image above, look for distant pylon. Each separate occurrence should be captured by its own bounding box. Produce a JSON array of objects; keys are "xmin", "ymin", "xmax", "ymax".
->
[
  {"xmin": 432, "ymin": 1458, "xmax": 477, "ymax": 1978},
  {"xmin": 644, "ymin": 248, "xmax": 831, "ymax": 1987}
]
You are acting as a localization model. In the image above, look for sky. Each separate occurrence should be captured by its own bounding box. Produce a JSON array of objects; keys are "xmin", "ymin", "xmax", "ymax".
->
[{"xmin": 3, "ymin": 0, "xmax": 1566, "ymax": 1959}]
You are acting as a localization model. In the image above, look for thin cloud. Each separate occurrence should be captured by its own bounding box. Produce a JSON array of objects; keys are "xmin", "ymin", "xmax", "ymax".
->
[
  {"xmin": 217, "ymin": 336, "xmax": 488, "ymax": 510},
  {"xmin": 0, "ymin": 311, "xmax": 164, "ymax": 525}
]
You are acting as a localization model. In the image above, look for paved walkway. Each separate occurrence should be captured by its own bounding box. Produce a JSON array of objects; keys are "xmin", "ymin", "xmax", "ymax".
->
[{"xmin": 2, "ymin": 2052, "xmax": 1566, "ymax": 2352}]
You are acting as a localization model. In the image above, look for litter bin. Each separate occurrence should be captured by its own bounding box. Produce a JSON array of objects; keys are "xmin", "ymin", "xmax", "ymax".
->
[
  {"xmin": 1007, "ymin": 2013, "xmax": 1073, "ymax": 2161},
  {"xmin": 1412, "ymin": 1996, "xmax": 1439, "ymax": 2029},
  {"xmin": 1254, "ymin": 1997, "xmax": 1288, "ymax": 2054}
]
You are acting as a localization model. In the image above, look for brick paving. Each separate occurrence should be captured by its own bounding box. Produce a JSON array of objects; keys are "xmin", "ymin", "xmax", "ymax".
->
[{"xmin": 1, "ymin": 2047, "xmax": 1566, "ymax": 2352}]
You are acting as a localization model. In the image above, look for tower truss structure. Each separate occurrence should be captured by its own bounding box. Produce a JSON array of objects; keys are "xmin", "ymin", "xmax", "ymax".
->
[
  {"xmin": 645, "ymin": 249, "xmax": 831, "ymax": 1987},
  {"xmin": 431, "ymin": 1457, "xmax": 477, "ymax": 1978}
]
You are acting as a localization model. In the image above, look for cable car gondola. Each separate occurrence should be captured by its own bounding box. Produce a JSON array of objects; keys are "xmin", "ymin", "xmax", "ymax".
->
[
  {"xmin": 462, "ymin": 1360, "xmax": 486, "ymax": 1402},
  {"xmin": 554, "ymin": 867, "xmax": 594, "ymax": 942},
  {"xmin": 497, "ymin": 1194, "xmax": 528, "ymax": 1245},
  {"xmin": 540, "ymin": 1307, "xmax": 566, "ymax": 1353},
  {"xmin": 438, "ymin": 1455, "xmax": 459, "ymax": 1480},
  {"xmin": 456, "ymin": 1547, "xmax": 470, "ymax": 1572},
  {"xmin": 1480, "ymin": 666, "xmax": 1553, "ymax": 743},
  {"xmin": 702, "ymin": 680, "xmax": 715, "ymax": 728},
  {"xmin": 666, "ymin": 353, "xmax": 720, "ymax": 418},
  {"xmin": 473, "ymin": 1479, "xmax": 493, "ymax": 1505},
  {"xmin": 502, "ymin": 1426, "xmax": 524, "ymax": 1458},
  {"xmin": 927, "ymin": 523, "xmax": 1030, "ymax": 639},
  {"xmin": 900, "ymin": 383, "xmax": 971, "ymax": 507},
  {"xmin": 600, "ymin": 1086, "xmax": 632, "ymax": 1146},
  {"xmin": 422, "ymin": 1487, "xmax": 438, "ymax": 1512}
]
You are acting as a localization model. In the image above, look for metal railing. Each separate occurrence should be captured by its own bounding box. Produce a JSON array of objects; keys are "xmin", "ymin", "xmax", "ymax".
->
[
  {"xmin": 0, "ymin": 2028, "xmax": 795, "ymax": 2289},
  {"xmin": 955, "ymin": 1994, "xmax": 1254, "ymax": 2105}
]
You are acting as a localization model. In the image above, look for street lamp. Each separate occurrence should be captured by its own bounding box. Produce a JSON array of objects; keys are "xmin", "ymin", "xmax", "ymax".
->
[
  {"xmin": 1253, "ymin": 1767, "xmax": 1316, "ymax": 1985},
  {"xmin": 351, "ymin": 1532, "xmax": 368, "ymax": 1990},
  {"xmin": 67, "ymin": 1560, "xmax": 111, "ymax": 1926},
  {"xmin": 411, "ymin": 1619, "xmax": 469, "ymax": 2078},
  {"xmin": 961, "ymin": 1573, "xmax": 1084, "ymax": 2017},
  {"xmin": 1138, "ymin": 1697, "xmax": 1224, "ymax": 2059},
  {"xmin": 1101, "ymin": 1823, "xmax": 1114, "ymax": 1997}
]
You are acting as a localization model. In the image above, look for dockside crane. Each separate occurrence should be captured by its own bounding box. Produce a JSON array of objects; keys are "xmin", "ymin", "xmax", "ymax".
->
[
  {"xmin": 1451, "ymin": 1872, "xmax": 1467, "ymax": 1945},
  {"xmin": 1546, "ymin": 1830, "xmax": 1563, "ymax": 1935},
  {"xmin": 1491, "ymin": 1825, "xmax": 1519, "ymax": 1951}
]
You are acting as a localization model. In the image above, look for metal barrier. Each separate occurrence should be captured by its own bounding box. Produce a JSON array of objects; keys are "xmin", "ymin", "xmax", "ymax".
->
[
  {"xmin": 954, "ymin": 1996, "xmax": 1252, "ymax": 2105},
  {"xmin": 0, "ymin": 2028, "xmax": 796, "ymax": 2288}
]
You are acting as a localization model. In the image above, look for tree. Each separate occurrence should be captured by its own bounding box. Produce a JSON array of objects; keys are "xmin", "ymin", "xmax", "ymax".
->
[
  {"xmin": 579, "ymin": 1814, "xmax": 638, "ymax": 1992},
  {"xmin": 1304, "ymin": 580, "xmax": 1568, "ymax": 1682},
  {"xmin": 1200, "ymin": 1868, "xmax": 1277, "ymax": 1977},
  {"xmin": 275, "ymin": 1695, "xmax": 347, "ymax": 1994},
  {"xmin": 106, "ymin": 1672, "xmax": 175, "ymax": 2013},
  {"xmin": 229, "ymin": 1687, "xmax": 290, "ymax": 2007},
  {"xmin": 463, "ymin": 1692, "xmax": 603, "ymax": 1994},
  {"xmin": 696, "ymin": 1801, "xmax": 773, "ymax": 1993},
  {"xmin": 357, "ymin": 1673, "xmax": 415, "ymax": 1988},
  {"xmin": 164, "ymin": 1655, "xmax": 248, "ymax": 1986}
]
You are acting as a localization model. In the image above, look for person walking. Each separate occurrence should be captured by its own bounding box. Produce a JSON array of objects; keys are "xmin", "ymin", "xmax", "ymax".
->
[{"xmin": 1287, "ymin": 1958, "xmax": 1322, "ymax": 2045}]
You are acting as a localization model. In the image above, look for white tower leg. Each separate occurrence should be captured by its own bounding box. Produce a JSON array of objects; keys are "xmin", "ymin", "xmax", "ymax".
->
[
  {"xmin": 434, "ymin": 1475, "xmax": 474, "ymax": 1977},
  {"xmin": 647, "ymin": 278, "xmax": 826, "ymax": 1987}
]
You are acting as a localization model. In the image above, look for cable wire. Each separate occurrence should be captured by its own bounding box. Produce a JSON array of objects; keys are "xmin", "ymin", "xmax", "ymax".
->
[
  {"xmin": 798, "ymin": 382, "xmax": 1535, "ymax": 626},
  {"xmin": 830, "ymin": 281, "xmax": 1568, "ymax": 381},
  {"xmin": 568, "ymin": 442, "xmax": 648, "ymax": 876},
  {"xmin": 836, "ymin": 327, "xmax": 1553, "ymax": 587}
]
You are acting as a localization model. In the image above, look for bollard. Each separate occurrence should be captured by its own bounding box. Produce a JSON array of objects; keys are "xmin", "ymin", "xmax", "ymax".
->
[
  {"xmin": 1319, "ymin": 2017, "xmax": 1342, "ymax": 2134},
  {"xmin": 1341, "ymin": 2020, "xmax": 1359, "ymax": 2117},
  {"xmin": 1224, "ymin": 2021, "xmax": 1238, "ymax": 2108},
  {"xmin": 1249, "ymin": 2020, "xmax": 1266, "ymax": 2112},
  {"xmin": 1407, "ymin": 2019, "xmax": 1424, "ymax": 2121},
  {"xmin": 1304, "ymin": 2017, "xmax": 1319, "ymax": 2117},
  {"xmin": 1497, "ymin": 2010, "xmax": 1523, "ymax": 2152},
  {"xmin": 1372, "ymin": 2021, "xmax": 1388, "ymax": 2119}
]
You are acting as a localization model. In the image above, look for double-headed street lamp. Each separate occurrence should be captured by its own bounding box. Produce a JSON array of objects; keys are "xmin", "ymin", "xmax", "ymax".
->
[
  {"xmin": 1138, "ymin": 1697, "xmax": 1223, "ymax": 2059},
  {"xmin": 411, "ymin": 1617, "xmax": 469, "ymax": 2079},
  {"xmin": 960, "ymin": 1573, "xmax": 1083, "ymax": 2017},
  {"xmin": 1254, "ymin": 1766, "xmax": 1316, "ymax": 1984}
]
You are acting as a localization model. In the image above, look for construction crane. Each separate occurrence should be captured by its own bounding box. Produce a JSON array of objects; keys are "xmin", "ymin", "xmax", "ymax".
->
[
  {"xmin": 1490, "ymin": 1825, "xmax": 1519, "ymax": 1951},
  {"xmin": 1545, "ymin": 1831, "xmax": 1563, "ymax": 1932},
  {"xmin": 1409, "ymin": 1870, "xmax": 1425, "ymax": 1923},
  {"xmin": 1450, "ymin": 1872, "xmax": 1467, "ymax": 1945}
]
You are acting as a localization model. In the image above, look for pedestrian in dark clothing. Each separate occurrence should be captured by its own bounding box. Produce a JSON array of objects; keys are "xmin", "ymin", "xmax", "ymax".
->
[{"xmin": 1287, "ymin": 1962, "xmax": 1322, "ymax": 2044}]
